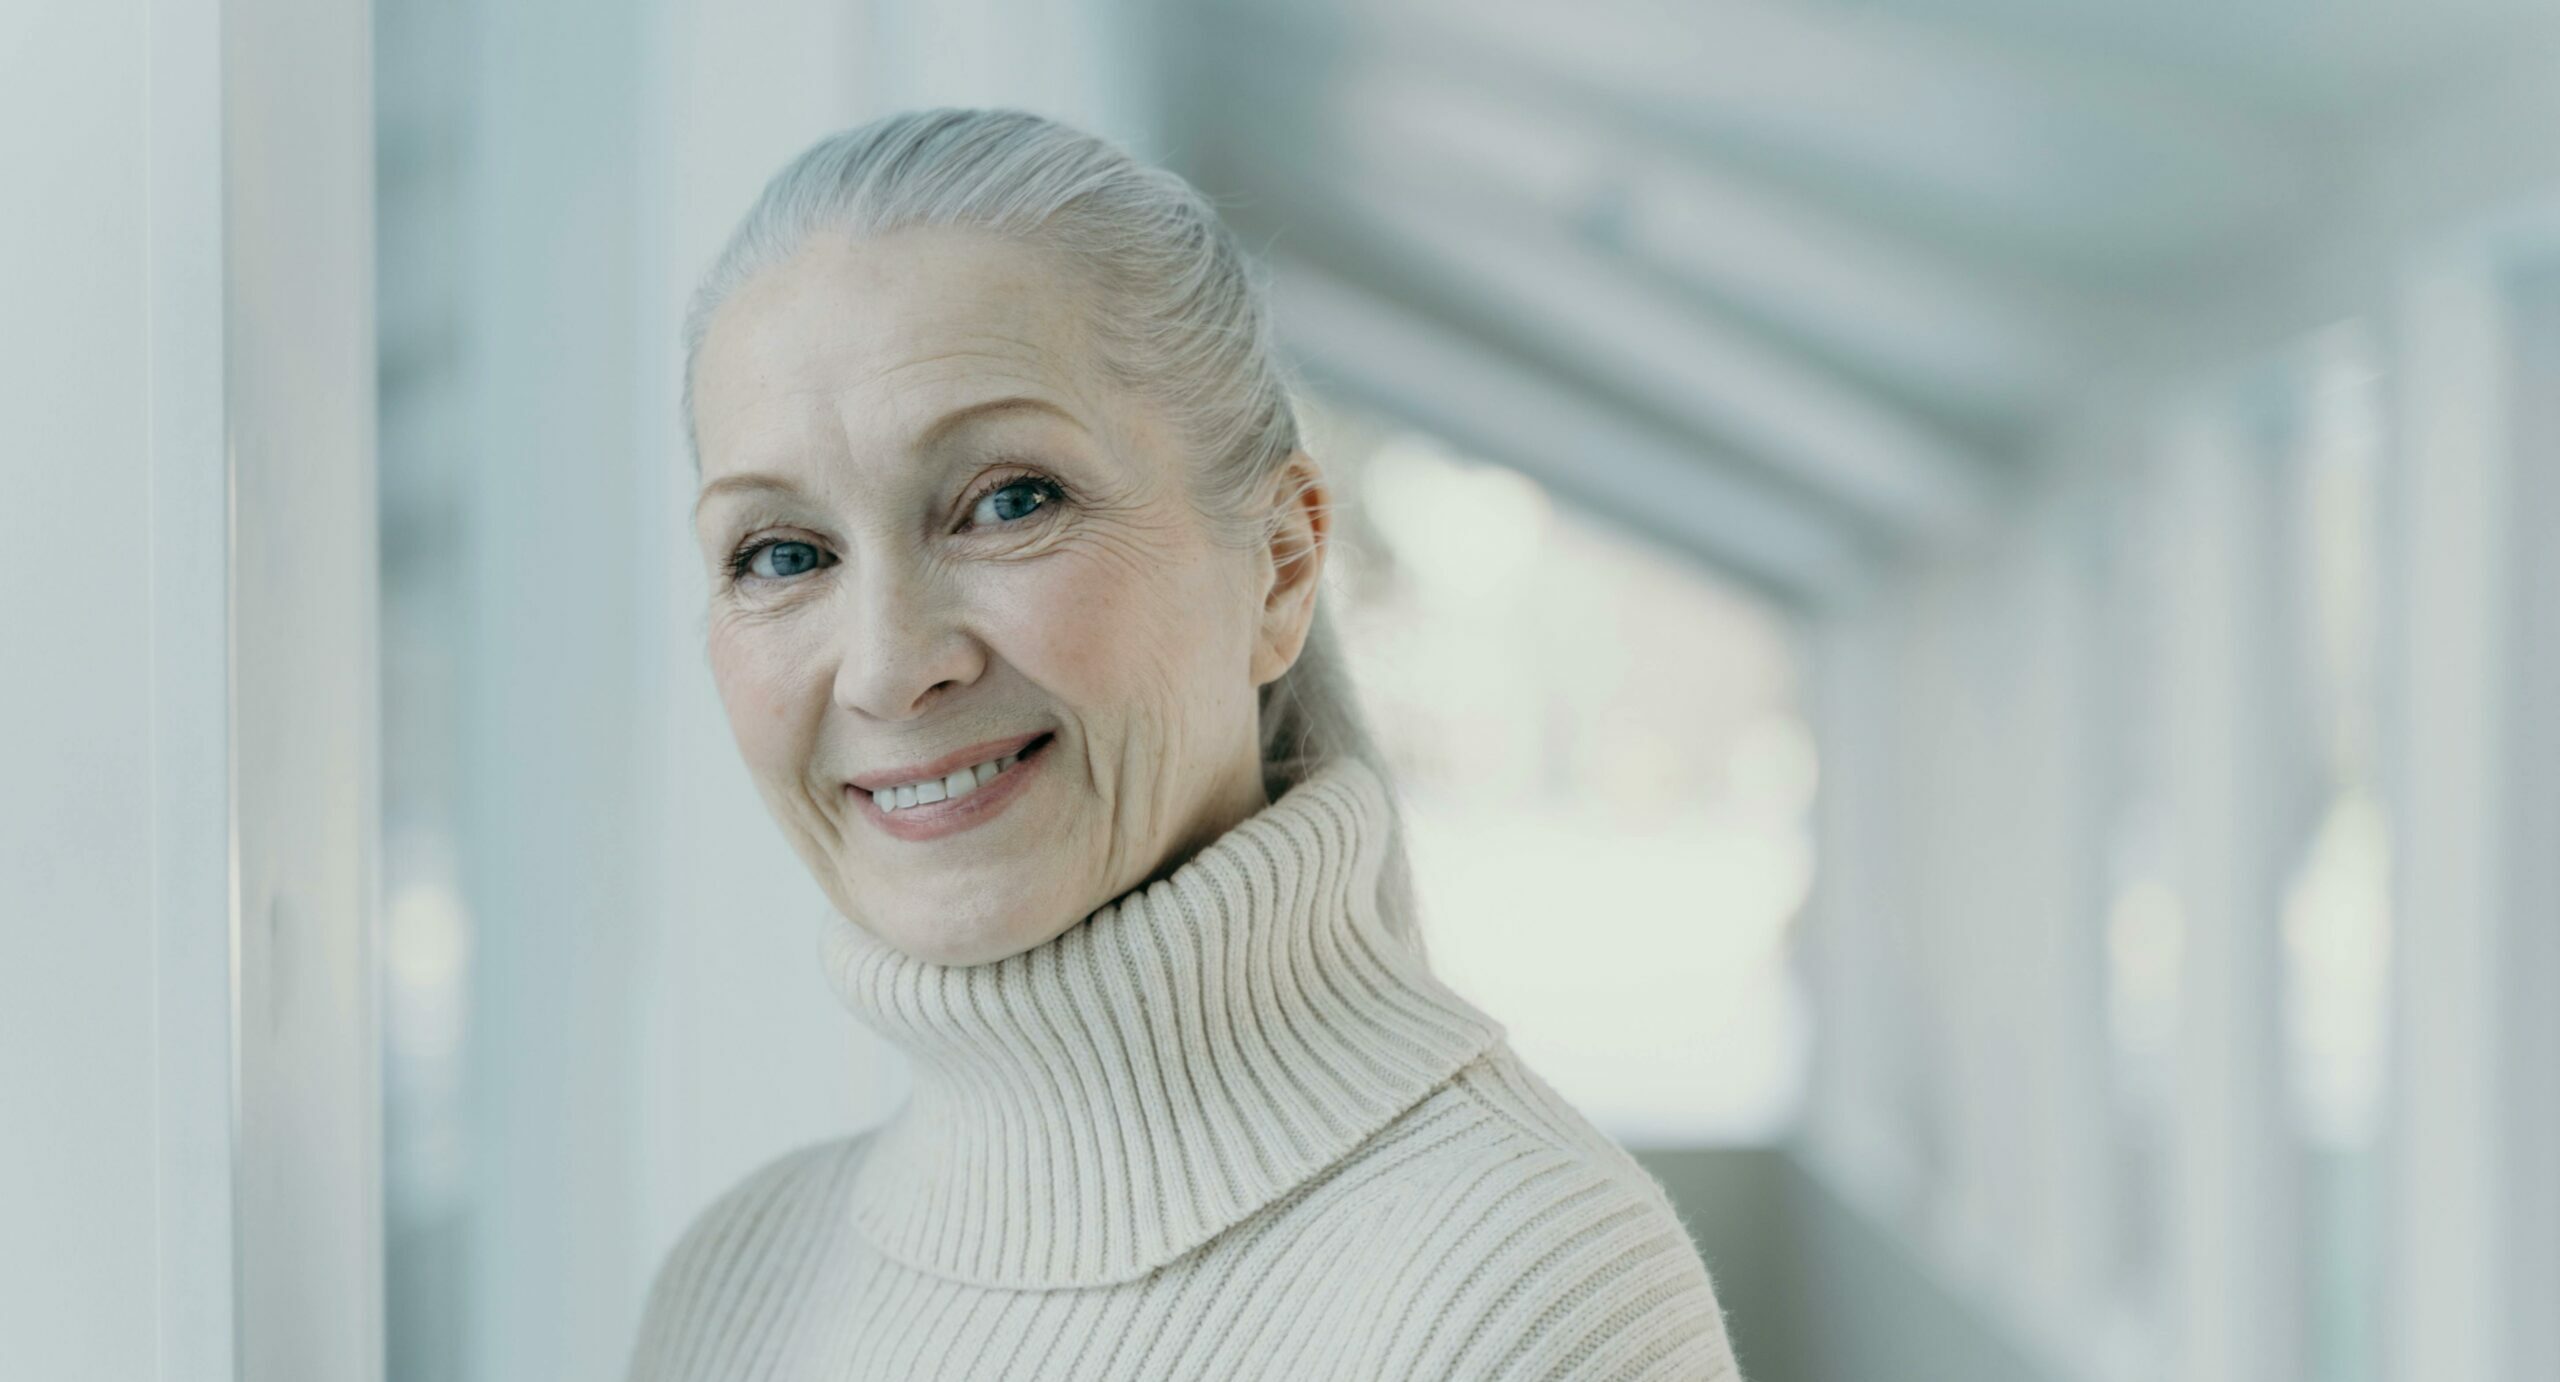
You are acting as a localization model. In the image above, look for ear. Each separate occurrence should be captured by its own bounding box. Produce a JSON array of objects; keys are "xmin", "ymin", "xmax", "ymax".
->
[{"xmin": 1250, "ymin": 448, "xmax": 1331, "ymax": 688}]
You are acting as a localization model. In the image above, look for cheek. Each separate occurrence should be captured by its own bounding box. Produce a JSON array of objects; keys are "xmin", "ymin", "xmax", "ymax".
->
[
  {"xmin": 706, "ymin": 614, "xmax": 829, "ymax": 771},
  {"xmin": 988, "ymin": 547, "xmax": 1248, "ymax": 716}
]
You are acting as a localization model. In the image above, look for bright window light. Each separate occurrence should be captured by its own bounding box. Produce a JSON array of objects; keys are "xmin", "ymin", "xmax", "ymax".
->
[{"xmin": 1310, "ymin": 395, "xmax": 1814, "ymax": 1145}]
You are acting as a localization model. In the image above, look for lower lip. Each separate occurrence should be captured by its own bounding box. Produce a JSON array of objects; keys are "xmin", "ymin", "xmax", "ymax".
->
[{"xmin": 853, "ymin": 735, "xmax": 1051, "ymax": 842}]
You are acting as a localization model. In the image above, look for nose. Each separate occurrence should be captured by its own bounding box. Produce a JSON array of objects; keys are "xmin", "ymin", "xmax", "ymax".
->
[{"xmin": 830, "ymin": 550, "xmax": 987, "ymax": 721}]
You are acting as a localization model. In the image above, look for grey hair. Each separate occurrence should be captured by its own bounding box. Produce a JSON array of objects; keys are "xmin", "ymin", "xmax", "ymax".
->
[{"xmin": 681, "ymin": 108, "xmax": 1432, "ymax": 957}]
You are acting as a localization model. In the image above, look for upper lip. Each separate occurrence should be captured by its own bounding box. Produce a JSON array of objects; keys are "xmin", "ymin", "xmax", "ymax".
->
[{"xmin": 846, "ymin": 732, "xmax": 1046, "ymax": 793}]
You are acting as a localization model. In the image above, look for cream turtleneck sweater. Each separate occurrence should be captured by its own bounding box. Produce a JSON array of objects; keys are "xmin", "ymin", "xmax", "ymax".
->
[{"xmin": 624, "ymin": 756, "xmax": 1741, "ymax": 1380}]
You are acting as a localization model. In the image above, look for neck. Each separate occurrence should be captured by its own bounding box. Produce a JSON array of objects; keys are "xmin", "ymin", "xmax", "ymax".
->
[
  {"xmin": 1131, "ymin": 748, "xmax": 1271, "ymax": 897},
  {"xmin": 818, "ymin": 755, "xmax": 1508, "ymax": 1289}
]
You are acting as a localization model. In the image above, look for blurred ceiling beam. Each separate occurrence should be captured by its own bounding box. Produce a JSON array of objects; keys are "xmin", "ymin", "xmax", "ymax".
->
[
  {"xmin": 1835, "ymin": 0, "xmax": 2560, "ymax": 118},
  {"xmin": 1283, "ymin": 166, "xmax": 1997, "ymax": 544},
  {"xmin": 1268, "ymin": 258, "xmax": 1873, "ymax": 608},
  {"xmin": 1313, "ymin": 0, "xmax": 2306, "ymax": 275},
  {"xmin": 1315, "ymin": 62, "xmax": 2114, "ymax": 429}
]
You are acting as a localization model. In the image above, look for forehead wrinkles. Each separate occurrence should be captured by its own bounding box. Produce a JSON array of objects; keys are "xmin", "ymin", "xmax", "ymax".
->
[
  {"xmin": 695, "ymin": 230, "xmax": 1179, "ymax": 507},
  {"xmin": 809, "ymin": 227, "xmax": 1098, "ymax": 387},
  {"xmin": 850, "ymin": 329, "xmax": 1058, "ymax": 406}
]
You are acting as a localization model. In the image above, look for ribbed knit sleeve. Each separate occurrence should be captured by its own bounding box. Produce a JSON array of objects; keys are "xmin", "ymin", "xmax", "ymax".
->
[
  {"xmin": 1432, "ymin": 1167, "xmax": 1739, "ymax": 1381},
  {"xmin": 625, "ymin": 1137, "xmax": 872, "ymax": 1382},
  {"xmin": 1416, "ymin": 1028, "xmax": 1743, "ymax": 1379},
  {"xmin": 1300, "ymin": 1056, "xmax": 1742, "ymax": 1382}
]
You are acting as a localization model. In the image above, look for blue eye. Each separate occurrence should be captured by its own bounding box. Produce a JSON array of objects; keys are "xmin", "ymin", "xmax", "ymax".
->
[
  {"xmin": 738, "ymin": 539, "xmax": 830, "ymax": 581},
  {"xmin": 968, "ymin": 476, "xmax": 1061, "ymax": 528}
]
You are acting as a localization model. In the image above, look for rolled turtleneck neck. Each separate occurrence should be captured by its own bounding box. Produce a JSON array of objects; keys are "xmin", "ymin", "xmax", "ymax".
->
[{"xmin": 818, "ymin": 755, "xmax": 1509, "ymax": 1291}]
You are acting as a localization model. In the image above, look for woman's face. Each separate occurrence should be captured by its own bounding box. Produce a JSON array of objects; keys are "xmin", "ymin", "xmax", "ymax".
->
[{"xmin": 688, "ymin": 226, "xmax": 1325, "ymax": 966}]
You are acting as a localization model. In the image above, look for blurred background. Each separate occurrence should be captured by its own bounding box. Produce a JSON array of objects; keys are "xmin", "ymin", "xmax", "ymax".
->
[
  {"xmin": 10, "ymin": 1, "xmax": 2552, "ymax": 1380},
  {"xmin": 369, "ymin": 3, "xmax": 2559, "ymax": 1381}
]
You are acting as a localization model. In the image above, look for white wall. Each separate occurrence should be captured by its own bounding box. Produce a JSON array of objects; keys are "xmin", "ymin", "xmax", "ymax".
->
[
  {"xmin": 1, "ymin": 1, "xmax": 377, "ymax": 1378},
  {"xmin": 1, "ymin": 5, "xmax": 168, "ymax": 1377},
  {"xmin": 452, "ymin": 4, "xmax": 654, "ymax": 1374}
]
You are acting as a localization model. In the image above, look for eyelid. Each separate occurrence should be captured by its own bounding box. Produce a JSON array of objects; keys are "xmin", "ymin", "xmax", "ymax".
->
[
  {"xmin": 725, "ymin": 529, "xmax": 834, "ymax": 585},
  {"xmin": 957, "ymin": 465, "xmax": 1066, "ymax": 532}
]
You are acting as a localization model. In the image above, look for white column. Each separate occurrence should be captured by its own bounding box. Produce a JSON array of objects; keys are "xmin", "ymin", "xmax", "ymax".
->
[
  {"xmin": 2499, "ymin": 255, "xmax": 2560, "ymax": 1382},
  {"xmin": 2157, "ymin": 396, "xmax": 2308, "ymax": 1382},
  {"xmin": 1802, "ymin": 597, "xmax": 1928, "ymax": 1215},
  {"xmin": 1989, "ymin": 480, "xmax": 2119, "ymax": 1358},
  {"xmin": 228, "ymin": 0, "xmax": 384, "ymax": 1377},
  {"xmin": 1883, "ymin": 483, "xmax": 2117, "ymax": 1367},
  {"xmin": 2380, "ymin": 245, "xmax": 2560, "ymax": 1382}
]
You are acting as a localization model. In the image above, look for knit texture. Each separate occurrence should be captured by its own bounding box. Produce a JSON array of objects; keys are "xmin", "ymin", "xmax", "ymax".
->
[{"xmin": 625, "ymin": 756, "xmax": 1742, "ymax": 1380}]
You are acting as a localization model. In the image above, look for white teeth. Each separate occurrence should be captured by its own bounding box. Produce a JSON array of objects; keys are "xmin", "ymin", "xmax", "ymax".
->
[{"xmin": 870, "ymin": 745, "xmax": 1032, "ymax": 813}]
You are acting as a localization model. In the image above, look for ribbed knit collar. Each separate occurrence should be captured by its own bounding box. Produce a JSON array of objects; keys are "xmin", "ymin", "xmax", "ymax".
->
[{"xmin": 817, "ymin": 755, "xmax": 1509, "ymax": 1290}]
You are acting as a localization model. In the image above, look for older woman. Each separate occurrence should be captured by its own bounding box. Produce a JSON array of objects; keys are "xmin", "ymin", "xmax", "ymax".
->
[{"xmin": 628, "ymin": 109, "xmax": 1742, "ymax": 1381}]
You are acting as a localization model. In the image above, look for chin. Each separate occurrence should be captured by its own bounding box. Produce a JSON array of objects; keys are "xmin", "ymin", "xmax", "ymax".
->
[
  {"xmin": 865, "ymin": 886, "xmax": 1066, "ymax": 967},
  {"xmin": 904, "ymin": 924, "xmax": 1047, "ymax": 968}
]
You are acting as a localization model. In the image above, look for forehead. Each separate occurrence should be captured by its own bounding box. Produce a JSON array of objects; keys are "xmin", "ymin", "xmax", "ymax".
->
[{"xmin": 690, "ymin": 226, "xmax": 1111, "ymax": 469}]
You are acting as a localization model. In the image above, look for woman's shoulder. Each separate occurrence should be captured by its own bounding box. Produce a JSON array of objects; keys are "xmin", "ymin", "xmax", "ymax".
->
[
  {"xmin": 1308, "ymin": 1042, "xmax": 1746, "ymax": 1379},
  {"xmin": 662, "ymin": 1131, "xmax": 877, "ymax": 1260},
  {"xmin": 1347, "ymin": 1040, "xmax": 1701, "ymax": 1220},
  {"xmin": 623, "ymin": 1131, "xmax": 878, "ymax": 1382}
]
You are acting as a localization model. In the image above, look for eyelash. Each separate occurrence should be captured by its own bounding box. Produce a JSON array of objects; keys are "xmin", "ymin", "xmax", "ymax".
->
[
  {"xmin": 958, "ymin": 467, "xmax": 1068, "ymax": 533},
  {"xmin": 721, "ymin": 467, "xmax": 1069, "ymax": 586}
]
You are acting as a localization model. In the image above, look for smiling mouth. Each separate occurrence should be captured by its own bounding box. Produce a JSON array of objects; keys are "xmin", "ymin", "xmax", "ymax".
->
[{"xmin": 857, "ymin": 730, "xmax": 1055, "ymax": 821}]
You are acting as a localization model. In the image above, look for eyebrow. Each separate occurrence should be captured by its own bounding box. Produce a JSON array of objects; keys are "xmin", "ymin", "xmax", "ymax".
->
[
  {"xmin": 693, "ymin": 470, "xmax": 801, "ymax": 517},
  {"xmin": 915, "ymin": 393, "xmax": 1089, "ymax": 448},
  {"xmin": 693, "ymin": 394, "xmax": 1088, "ymax": 517}
]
